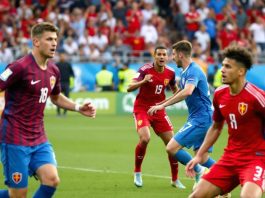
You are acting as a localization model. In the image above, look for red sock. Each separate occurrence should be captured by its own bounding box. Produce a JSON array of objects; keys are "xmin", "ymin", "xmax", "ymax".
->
[
  {"xmin": 134, "ymin": 143, "xmax": 147, "ymax": 172},
  {"xmin": 168, "ymin": 155, "xmax": 178, "ymax": 181}
]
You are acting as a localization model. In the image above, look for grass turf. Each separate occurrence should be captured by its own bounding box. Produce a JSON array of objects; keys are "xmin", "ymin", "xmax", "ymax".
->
[{"xmin": 0, "ymin": 112, "xmax": 240, "ymax": 197}]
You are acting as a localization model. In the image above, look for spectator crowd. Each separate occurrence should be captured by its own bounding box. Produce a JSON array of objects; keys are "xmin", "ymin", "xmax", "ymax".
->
[{"xmin": 0, "ymin": 0, "xmax": 265, "ymax": 65}]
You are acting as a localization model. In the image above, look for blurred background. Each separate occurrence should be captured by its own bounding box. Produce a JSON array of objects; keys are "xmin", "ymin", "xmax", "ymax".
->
[{"xmin": 0, "ymin": 0, "xmax": 265, "ymax": 110}]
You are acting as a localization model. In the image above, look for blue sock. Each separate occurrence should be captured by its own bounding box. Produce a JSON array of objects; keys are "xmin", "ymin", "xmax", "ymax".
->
[
  {"xmin": 33, "ymin": 185, "xmax": 56, "ymax": 198},
  {"xmin": 201, "ymin": 157, "xmax": 215, "ymax": 168},
  {"xmin": 174, "ymin": 149, "xmax": 202, "ymax": 173},
  {"xmin": 0, "ymin": 190, "xmax": 9, "ymax": 198}
]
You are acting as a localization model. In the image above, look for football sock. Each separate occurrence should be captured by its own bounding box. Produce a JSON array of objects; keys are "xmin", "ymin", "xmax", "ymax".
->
[
  {"xmin": 174, "ymin": 149, "xmax": 202, "ymax": 173},
  {"xmin": 33, "ymin": 184, "xmax": 56, "ymax": 198},
  {"xmin": 168, "ymin": 155, "xmax": 178, "ymax": 181},
  {"xmin": 0, "ymin": 190, "xmax": 9, "ymax": 198},
  {"xmin": 201, "ymin": 157, "xmax": 215, "ymax": 168},
  {"xmin": 134, "ymin": 143, "xmax": 147, "ymax": 172}
]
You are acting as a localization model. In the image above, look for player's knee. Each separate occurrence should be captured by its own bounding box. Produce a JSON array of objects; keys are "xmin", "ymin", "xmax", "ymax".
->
[
  {"xmin": 43, "ymin": 175, "xmax": 60, "ymax": 187},
  {"xmin": 240, "ymin": 192, "xmax": 259, "ymax": 198},
  {"xmin": 140, "ymin": 136, "xmax": 150, "ymax": 145},
  {"xmin": 166, "ymin": 145, "xmax": 175, "ymax": 156},
  {"xmin": 188, "ymin": 191, "xmax": 204, "ymax": 198},
  {"xmin": 9, "ymin": 188, "xmax": 28, "ymax": 198},
  {"xmin": 51, "ymin": 175, "xmax": 60, "ymax": 187}
]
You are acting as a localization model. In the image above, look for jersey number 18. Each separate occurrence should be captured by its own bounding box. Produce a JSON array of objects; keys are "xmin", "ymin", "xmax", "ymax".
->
[{"xmin": 39, "ymin": 87, "xmax": 48, "ymax": 103}]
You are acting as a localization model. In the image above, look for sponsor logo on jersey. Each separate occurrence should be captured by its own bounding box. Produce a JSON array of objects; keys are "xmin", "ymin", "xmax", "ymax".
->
[
  {"xmin": 238, "ymin": 102, "xmax": 248, "ymax": 115},
  {"xmin": 31, "ymin": 79, "xmax": 41, "ymax": 85},
  {"xmin": 164, "ymin": 79, "xmax": 169, "ymax": 86},
  {"xmin": 12, "ymin": 172, "xmax": 22, "ymax": 184},
  {"xmin": 137, "ymin": 120, "xmax": 142, "ymax": 126},
  {"xmin": 50, "ymin": 76, "xmax": 56, "ymax": 89},
  {"xmin": 0, "ymin": 68, "xmax": 13, "ymax": 81}
]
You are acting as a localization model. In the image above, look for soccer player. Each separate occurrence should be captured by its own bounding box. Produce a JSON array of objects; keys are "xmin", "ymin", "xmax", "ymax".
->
[
  {"xmin": 148, "ymin": 40, "xmax": 215, "ymax": 188},
  {"xmin": 127, "ymin": 46, "xmax": 185, "ymax": 189},
  {"xmin": 0, "ymin": 22, "xmax": 96, "ymax": 198},
  {"xmin": 186, "ymin": 46, "xmax": 265, "ymax": 198}
]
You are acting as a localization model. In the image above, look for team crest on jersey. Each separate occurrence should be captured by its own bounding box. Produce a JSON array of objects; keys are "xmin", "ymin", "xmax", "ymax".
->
[
  {"xmin": 12, "ymin": 172, "xmax": 22, "ymax": 184},
  {"xmin": 238, "ymin": 102, "xmax": 248, "ymax": 115},
  {"xmin": 50, "ymin": 76, "xmax": 56, "ymax": 89},
  {"xmin": 164, "ymin": 79, "xmax": 169, "ymax": 86},
  {"xmin": 138, "ymin": 120, "xmax": 142, "ymax": 126}
]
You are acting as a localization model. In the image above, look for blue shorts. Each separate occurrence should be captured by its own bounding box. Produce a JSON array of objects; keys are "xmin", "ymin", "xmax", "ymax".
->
[
  {"xmin": 174, "ymin": 119, "xmax": 213, "ymax": 152},
  {"xmin": 0, "ymin": 142, "xmax": 57, "ymax": 188}
]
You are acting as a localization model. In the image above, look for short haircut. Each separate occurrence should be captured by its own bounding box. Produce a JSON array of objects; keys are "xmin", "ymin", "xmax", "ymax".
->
[
  {"xmin": 222, "ymin": 45, "xmax": 253, "ymax": 70},
  {"xmin": 154, "ymin": 46, "xmax": 167, "ymax": 54},
  {"xmin": 31, "ymin": 22, "xmax": 59, "ymax": 38},
  {"xmin": 172, "ymin": 40, "xmax": 192, "ymax": 57}
]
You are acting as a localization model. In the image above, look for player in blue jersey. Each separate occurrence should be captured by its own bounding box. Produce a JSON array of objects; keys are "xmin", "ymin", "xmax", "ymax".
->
[
  {"xmin": 148, "ymin": 40, "xmax": 215, "ymax": 188},
  {"xmin": 0, "ymin": 22, "xmax": 96, "ymax": 198}
]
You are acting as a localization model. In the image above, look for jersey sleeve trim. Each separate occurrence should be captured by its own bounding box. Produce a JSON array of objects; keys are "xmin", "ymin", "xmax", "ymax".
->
[{"xmin": 245, "ymin": 84, "xmax": 265, "ymax": 107}]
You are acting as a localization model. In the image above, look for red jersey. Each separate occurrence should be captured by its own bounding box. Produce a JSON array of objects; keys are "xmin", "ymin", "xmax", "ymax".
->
[
  {"xmin": 213, "ymin": 83, "xmax": 265, "ymax": 162},
  {"xmin": 133, "ymin": 63, "xmax": 176, "ymax": 112},
  {"xmin": 0, "ymin": 54, "xmax": 61, "ymax": 146}
]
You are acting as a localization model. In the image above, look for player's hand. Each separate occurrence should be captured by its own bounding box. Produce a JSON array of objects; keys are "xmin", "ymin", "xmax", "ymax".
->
[
  {"xmin": 185, "ymin": 156, "xmax": 202, "ymax": 178},
  {"xmin": 147, "ymin": 104, "xmax": 164, "ymax": 115},
  {"xmin": 79, "ymin": 102, "xmax": 96, "ymax": 118},
  {"xmin": 144, "ymin": 74, "xmax": 153, "ymax": 83}
]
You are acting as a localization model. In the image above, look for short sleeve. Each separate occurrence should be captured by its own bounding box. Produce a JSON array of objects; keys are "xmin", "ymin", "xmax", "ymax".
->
[
  {"xmin": 0, "ymin": 63, "xmax": 23, "ymax": 91},
  {"xmin": 133, "ymin": 68, "xmax": 146, "ymax": 81}
]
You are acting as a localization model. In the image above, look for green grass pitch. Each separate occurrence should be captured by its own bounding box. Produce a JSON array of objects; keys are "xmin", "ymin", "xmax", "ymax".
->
[{"xmin": 0, "ymin": 112, "xmax": 240, "ymax": 197}]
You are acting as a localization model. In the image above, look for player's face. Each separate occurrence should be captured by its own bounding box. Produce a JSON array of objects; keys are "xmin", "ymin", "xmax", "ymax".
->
[
  {"xmin": 35, "ymin": 31, "xmax": 58, "ymax": 59},
  {"xmin": 154, "ymin": 49, "xmax": 168, "ymax": 68},
  {"xmin": 172, "ymin": 49, "xmax": 182, "ymax": 68},
  {"xmin": 221, "ymin": 58, "xmax": 244, "ymax": 85}
]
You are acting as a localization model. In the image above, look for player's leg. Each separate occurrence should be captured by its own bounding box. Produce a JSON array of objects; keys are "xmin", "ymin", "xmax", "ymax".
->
[
  {"xmin": 200, "ymin": 160, "xmax": 239, "ymax": 197},
  {"xmin": 0, "ymin": 143, "xmax": 31, "ymax": 198},
  {"xmin": 166, "ymin": 138, "xmax": 204, "ymax": 175},
  {"xmin": 30, "ymin": 142, "xmax": 59, "ymax": 198},
  {"xmin": 133, "ymin": 112, "xmax": 151, "ymax": 187},
  {"xmin": 167, "ymin": 122, "xmax": 204, "ymax": 174},
  {"xmin": 33, "ymin": 164, "xmax": 59, "ymax": 198},
  {"xmin": 158, "ymin": 131, "xmax": 185, "ymax": 188},
  {"xmin": 153, "ymin": 113, "xmax": 185, "ymax": 189},
  {"xmin": 134, "ymin": 126, "xmax": 150, "ymax": 172},
  {"xmin": 189, "ymin": 179, "xmax": 222, "ymax": 198},
  {"xmin": 239, "ymin": 158, "xmax": 265, "ymax": 198},
  {"xmin": 193, "ymin": 120, "xmax": 215, "ymax": 170},
  {"xmin": 241, "ymin": 182, "xmax": 262, "ymax": 198}
]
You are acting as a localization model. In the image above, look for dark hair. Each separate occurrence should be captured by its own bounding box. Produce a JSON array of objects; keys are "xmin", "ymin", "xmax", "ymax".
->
[
  {"xmin": 222, "ymin": 45, "xmax": 253, "ymax": 70},
  {"xmin": 31, "ymin": 22, "xmax": 59, "ymax": 38},
  {"xmin": 172, "ymin": 40, "xmax": 192, "ymax": 57},
  {"xmin": 154, "ymin": 46, "xmax": 167, "ymax": 54}
]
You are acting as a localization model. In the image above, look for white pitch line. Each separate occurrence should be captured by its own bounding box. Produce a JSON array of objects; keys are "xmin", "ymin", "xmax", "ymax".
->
[{"xmin": 58, "ymin": 166, "xmax": 192, "ymax": 181}]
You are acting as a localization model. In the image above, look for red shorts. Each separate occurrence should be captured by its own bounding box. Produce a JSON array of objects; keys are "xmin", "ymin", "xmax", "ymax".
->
[
  {"xmin": 203, "ymin": 156, "xmax": 265, "ymax": 194},
  {"xmin": 133, "ymin": 110, "xmax": 173, "ymax": 134}
]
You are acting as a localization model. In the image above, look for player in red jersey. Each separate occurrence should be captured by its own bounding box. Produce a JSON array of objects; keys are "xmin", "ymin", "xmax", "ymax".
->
[
  {"xmin": 0, "ymin": 22, "xmax": 96, "ymax": 198},
  {"xmin": 127, "ymin": 46, "xmax": 185, "ymax": 189},
  {"xmin": 186, "ymin": 45, "xmax": 265, "ymax": 198}
]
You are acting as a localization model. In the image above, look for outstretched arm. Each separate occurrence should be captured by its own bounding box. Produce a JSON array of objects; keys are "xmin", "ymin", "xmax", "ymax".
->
[
  {"xmin": 185, "ymin": 121, "xmax": 224, "ymax": 177},
  {"xmin": 50, "ymin": 94, "xmax": 96, "ymax": 118},
  {"xmin": 148, "ymin": 83, "xmax": 195, "ymax": 115},
  {"xmin": 127, "ymin": 74, "xmax": 152, "ymax": 92}
]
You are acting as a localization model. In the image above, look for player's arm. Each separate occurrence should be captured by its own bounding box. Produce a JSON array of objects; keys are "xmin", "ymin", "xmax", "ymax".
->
[
  {"xmin": 185, "ymin": 121, "xmax": 224, "ymax": 177},
  {"xmin": 148, "ymin": 83, "xmax": 195, "ymax": 115},
  {"xmin": 127, "ymin": 74, "xmax": 152, "ymax": 92},
  {"xmin": 50, "ymin": 93, "xmax": 96, "ymax": 118}
]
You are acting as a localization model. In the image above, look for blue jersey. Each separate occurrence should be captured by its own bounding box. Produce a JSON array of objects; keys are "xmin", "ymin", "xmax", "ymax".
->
[{"xmin": 180, "ymin": 62, "xmax": 212, "ymax": 122}]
